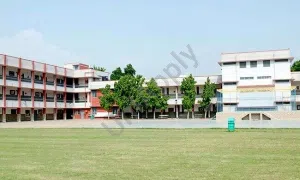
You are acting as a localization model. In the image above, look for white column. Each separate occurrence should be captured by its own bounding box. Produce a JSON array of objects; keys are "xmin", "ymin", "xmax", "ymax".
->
[{"xmin": 30, "ymin": 108, "xmax": 34, "ymax": 121}]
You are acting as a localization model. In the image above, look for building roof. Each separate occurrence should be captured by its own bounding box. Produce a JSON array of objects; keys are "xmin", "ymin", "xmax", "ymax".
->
[{"xmin": 219, "ymin": 49, "xmax": 294, "ymax": 64}]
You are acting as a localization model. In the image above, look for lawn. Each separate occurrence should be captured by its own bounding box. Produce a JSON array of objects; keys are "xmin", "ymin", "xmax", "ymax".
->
[{"xmin": 0, "ymin": 129, "xmax": 299, "ymax": 180}]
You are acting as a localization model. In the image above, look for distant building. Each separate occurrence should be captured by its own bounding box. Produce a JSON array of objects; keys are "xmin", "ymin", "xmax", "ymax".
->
[{"xmin": 1, "ymin": 48, "xmax": 300, "ymax": 122}]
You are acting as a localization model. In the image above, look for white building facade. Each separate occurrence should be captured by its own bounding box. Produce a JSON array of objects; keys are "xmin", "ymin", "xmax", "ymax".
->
[{"xmin": 1, "ymin": 48, "xmax": 300, "ymax": 122}]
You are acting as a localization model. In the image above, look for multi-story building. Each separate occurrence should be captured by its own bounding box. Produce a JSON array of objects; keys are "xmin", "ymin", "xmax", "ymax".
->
[
  {"xmin": 1, "ymin": 48, "xmax": 300, "ymax": 122},
  {"xmin": 0, "ymin": 54, "xmax": 109, "ymax": 122}
]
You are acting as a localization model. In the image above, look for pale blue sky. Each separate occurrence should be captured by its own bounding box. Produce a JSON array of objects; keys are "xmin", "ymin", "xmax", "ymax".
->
[{"xmin": 0, "ymin": 0, "xmax": 299, "ymax": 77}]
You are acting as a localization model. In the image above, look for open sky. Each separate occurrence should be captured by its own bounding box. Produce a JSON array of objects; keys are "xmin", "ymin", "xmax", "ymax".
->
[{"xmin": 0, "ymin": 0, "xmax": 299, "ymax": 78}]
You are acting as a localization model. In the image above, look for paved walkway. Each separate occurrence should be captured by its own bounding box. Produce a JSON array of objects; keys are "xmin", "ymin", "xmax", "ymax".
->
[{"xmin": 1, "ymin": 119, "xmax": 300, "ymax": 128}]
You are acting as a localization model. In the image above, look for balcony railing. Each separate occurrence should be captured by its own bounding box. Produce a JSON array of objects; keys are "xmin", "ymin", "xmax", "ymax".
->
[
  {"xmin": 6, "ymin": 95, "xmax": 18, "ymax": 100},
  {"xmin": 35, "ymin": 79, "xmax": 43, "ymax": 84},
  {"xmin": 21, "ymin": 78, "xmax": 32, "ymax": 83},
  {"xmin": 57, "ymin": 83, "xmax": 64, "ymax": 87},
  {"xmin": 66, "ymin": 100, "xmax": 73, "ymax": 103},
  {"xmin": 46, "ymin": 97, "xmax": 54, "ymax": 102},
  {"xmin": 75, "ymin": 84, "xmax": 88, "ymax": 88},
  {"xmin": 163, "ymin": 94, "xmax": 176, "ymax": 98},
  {"xmin": 34, "ymin": 97, "xmax": 44, "ymax": 102},
  {"xmin": 66, "ymin": 84, "xmax": 73, "ymax": 88},
  {"xmin": 236, "ymin": 106, "xmax": 277, "ymax": 112},
  {"xmin": 75, "ymin": 99, "xmax": 87, "ymax": 103},
  {"xmin": 21, "ymin": 96, "xmax": 31, "ymax": 101},
  {"xmin": 57, "ymin": 99, "xmax": 64, "ymax": 102},
  {"xmin": 46, "ymin": 81, "xmax": 54, "ymax": 86},
  {"xmin": 6, "ymin": 76, "xmax": 18, "ymax": 81},
  {"xmin": 0, "ymin": 94, "xmax": 2, "ymax": 100},
  {"xmin": 196, "ymin": 94, "xmax": 203, "ymax": 98}
]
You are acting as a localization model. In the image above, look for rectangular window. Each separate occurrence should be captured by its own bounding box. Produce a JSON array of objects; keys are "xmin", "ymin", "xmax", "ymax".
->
[
  {"xmin": 275, "ymin": 80, "xmax": 289, "ymax": 83},
  {"xmin": 11, "ymin": 109, "xmax": 17, "ymax": 114},
  {"xmin": 166, "ymin": 88, "xmax": 169, "ymax": 95},
  {"xmin": 257, "ymin": 76, "xmax": 271, "ymax": 79},
  {"xmin": 250, "ymin": 61, "xmax": 257, "ymax": 68},
  {"xmin": 196, "ymin": 87, "xmax": 200, "ymax": 95},
  {"xmin": 92, "ymin": 90, "xmax": 97, "ymax": 97},
  {"xmin": 162, "ymin": 88, "xmax": 165, "ymax": 94},
  {"xmin": 239, "ymin": 62, "xmax": 246, "ymax": 68},
  {"xmin": 240, "ymin": 77, "xmax": 254, "ymax": 80},
  {"xmin": 223, "ymin": 62, "xmax": 236, "ymax": 65},
  {"xmin": 275, "ymin": 59, "xmax": 288, "ymax": 62},
  {"xmin": 263, "ymin": 60, "xmax": 270, "ymax": 67},
  {"xmin": 223, "ymin": 82, "xmax": 237, "ymax": 85},
  {"xmin": 92, "ymin": 108, "xmax": 97, "ymax": 115}
]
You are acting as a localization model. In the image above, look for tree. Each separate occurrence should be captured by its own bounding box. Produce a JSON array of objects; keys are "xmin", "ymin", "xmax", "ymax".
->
[
  {"xmin": 158, "ymin": 95, "xmax": 169, "ymax": 115},
  {"xmin": 291, "ymin": 60, "xmax": 300, "ymax": 72},
  {"xmin": 180, "ymin": 74, "xmax": 196, "ymax": 119},
  {"xmin": 199, "ymin": 77, "xmax": 216, "ymax": 118},
  {"xmin": 133, "ymin": 84, "xmax": 148, "ymax": 119},
  {"xmin": 114, "ymin": 75, "xmax": 143, "ymax": 119},
  {"xmin": 99, "ymin": 85, "xmax": 115, "ymax": 119},
  {"xmin": 93, "ymin": 65, "xmax": 106, "ymax": 72},
  {"xmin": 124, "ymin": 64, "xmax": 136, "ymax": 76},
  {"xmin": 146, "ymin": 78, "xmax": 161, "ymax": 119},
  {"xmin": 110, "ymin": 67, "xmax": 123, "ymax": 80}
]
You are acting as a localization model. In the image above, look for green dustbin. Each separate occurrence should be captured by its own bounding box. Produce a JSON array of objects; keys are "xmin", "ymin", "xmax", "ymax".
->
[
  {"xmin": 228, "ymin": 117, "xmax": 235, "ymax": 132},
  {"xmin": 90, "ymin": 114, "xmax": 95, "ymax": 120}
]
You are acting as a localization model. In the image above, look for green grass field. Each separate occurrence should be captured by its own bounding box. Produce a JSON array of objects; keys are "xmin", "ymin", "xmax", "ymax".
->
[{"xmin": 0, "ymin": 129, "xmax": 299, "ymax": 180}]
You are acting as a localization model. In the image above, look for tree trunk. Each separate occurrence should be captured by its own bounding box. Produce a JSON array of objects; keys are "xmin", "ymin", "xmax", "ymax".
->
[
  {"xmin": 192, "ymin": 111, "xmax": 194, "ymax": 119},
  {"xmin": 122, "ymin": 110, "xmax": 124, "ymax": 119},
  {"xmin": 204, "ymin": 110, "xmax": 207, "ymax": 119},
  {"xmin": 187, "ymin": 111, "xmax": 189, "ymax": 119},
  {"xmin": 108, "ymin": 111, "xmax": 110, "ymax": 119},
  {"xmin": 146, "ymin": 109, "xmax": 148, "ymax": 119},
  {"xmin": 161, "ymin": 110, "xmax": 163, "ymax": 115},
  {"xmin": 138, "ymin": 111, "xmax": 140, "ymax": 119},
  {"xmin": 153, "ymin": 108, "xmax": 156, "ymax": 119}
]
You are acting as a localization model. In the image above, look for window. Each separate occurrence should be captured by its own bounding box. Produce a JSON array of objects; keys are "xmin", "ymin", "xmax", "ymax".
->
[
  {"xmin": 275, "ymin": 59, "xmax": 288, "ymax": 62},
  {"xmin": 275, "ymin": 80, "xmax": 289, "ymax": 83},
  {"xmin": 196, "ymin": 87, "xmax": 200, "ymax": 95},
  {"xmin": 166, "ymin": 88, "xmax": 169, "ymax": 95},
  {"xmin": 250, "ymin": 61, "xmax": 257, "ymax": 68},
  {"xmin": 223, "ymin": 62, "xmax": 236, "ymax": 65},
  {"xmin": 92, "ymin": 90, "xmax": 97, "ymax": 97},
  {"xmin": 11, "ymin": 109, "xmax": 17, "ymax": 114},
  {"xmin": 240, "ymin": 77, "xmax": 254, "ymax": 80},
  {"xmin": 73, "ymin": 65, "xmax": 79, "ymax": 70},
  {"xmin": 239, "ymin": 62, "xmax": 246, "ymax": 68},
  {"xmin": 257, "ymin": 76, "xmax": 271, "ymax": 79},
  {"xmin": 92, "ymin": 108, "xmax": 97, "ymax": 115},
  {"xmin": 9, "ymin": 71, "xmax": 15, "ymax": 76},
  {"xmin": 223, "ymin": 82, "xmax": 237, "ymax": 85},
  {"xmin": 263, "ymin": 60, "xmax": 270, "ymax": 67}
]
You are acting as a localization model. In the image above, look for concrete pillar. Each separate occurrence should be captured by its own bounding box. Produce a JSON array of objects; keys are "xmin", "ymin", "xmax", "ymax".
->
[
  {"xmin": 63, "ymin": 109, "xmax": 67, "ymax": 120},
  {"xmin": 2, "ymin": 108, "xmax": 6, "ymax": 123},
  {"xmin": 17, "ymin": 108, "xmax": 21, "ymax": 122},
  {"xmin": 176, "ymin": 105, "xmax": 179, "ymax": 119},
  {"xmin": 43, "ymin": 108, "xmax": 46, "ymax": 121},
  {"xmin": 31, "ymin": 108, "xmax": 34, "ymax": 121}
]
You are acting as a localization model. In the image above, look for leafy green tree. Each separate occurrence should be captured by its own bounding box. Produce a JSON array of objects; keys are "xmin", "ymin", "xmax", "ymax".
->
[
  {"xmin": 93, "ymin": 65, "xmax": 106, "ymax": 72},
  {"xmin": 124, "ymin": 64, "xmax": 136, "ymax": 76},
  {"xmin": 110, "ymin": 67, "xmax": 123, "ymax": 80},
  {"xmin": 133, "ymin": 85, "xmax": 149, "ymax": 119},
  {"xmin": 146, "ymin": 78, "xmax": 161, "ymax": 119},
  {"xmin": 114, "ymin": 75, "xmax": 144, "ymax": 119},
  {"xmin": 99, "ymin": 85, "xmax": 115, "ymax": 119},
  {"xmin": 199, "ymin": 77, "xmax": 216, "ymax": 118},
  {"xmin": 158, "ymin": 95, "xmax": 169, "ymax": 115},
  {"xmin": 291, "ymin": 60, "xmax": 300, "ymax": 72},
  {"xmin": 181, "ymin": 74, "xmax": 196, "ymax": 119}
]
